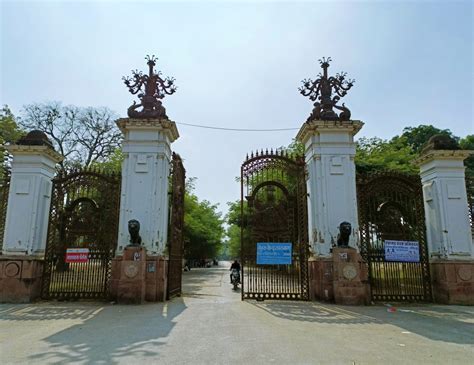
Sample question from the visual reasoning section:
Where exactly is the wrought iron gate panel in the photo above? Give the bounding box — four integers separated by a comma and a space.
466, 176, 474, 237
241, 150, 309, 301
167, 152, 185, 299
42, 169, 121, 300
0, 172, 10, 252
357, 172, 431, 302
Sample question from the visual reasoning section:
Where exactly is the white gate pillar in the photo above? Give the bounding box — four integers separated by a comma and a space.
296, 120, 364, 257
2, 131, 63, 256
416, 140, 474, 304
417, 148, 473, 259
115, 118, 179, 255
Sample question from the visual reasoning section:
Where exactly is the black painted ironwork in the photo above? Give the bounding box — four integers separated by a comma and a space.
123, 55, 177, 119
299, 57, 354, 122
357, 172, 432, 302
0, 172, 10, 252
241, 150, 309, 301
466, 176, 474, 237
167, 152, 185, 299
42, 168, 121, 300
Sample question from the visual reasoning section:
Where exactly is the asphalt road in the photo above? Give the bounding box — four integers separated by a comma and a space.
1, 262, 473, 364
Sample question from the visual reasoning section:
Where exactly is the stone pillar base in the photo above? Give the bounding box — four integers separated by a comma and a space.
332, 247, 370, 305
111, 246, 146, 304
308, 257, 334, 302
145, 256, 168, 302
0, 256, 44, 303
110, 247, 169, 303
431, 260, 474, 305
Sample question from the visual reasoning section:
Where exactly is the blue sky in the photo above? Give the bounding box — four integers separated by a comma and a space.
1, 0, 473, 215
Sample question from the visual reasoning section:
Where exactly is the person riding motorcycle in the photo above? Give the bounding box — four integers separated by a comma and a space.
230, 260, 241, 284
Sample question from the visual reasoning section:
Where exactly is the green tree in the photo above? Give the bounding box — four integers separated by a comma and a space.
184, 181, 225, 261
225, 200, 245, 259
460, 135, 474, 177
395, 124, 457, 153
355, 136, 418, 173
355, 125, 471, 174
0, 106, 25, 180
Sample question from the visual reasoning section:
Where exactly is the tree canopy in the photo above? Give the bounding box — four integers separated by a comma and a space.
356, 124, 472, 175
20, 102, 122, 171
184, 179, 225, 260
0, 105, 25, 180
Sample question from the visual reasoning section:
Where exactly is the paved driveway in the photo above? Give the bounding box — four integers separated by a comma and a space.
1, 263, 473, 364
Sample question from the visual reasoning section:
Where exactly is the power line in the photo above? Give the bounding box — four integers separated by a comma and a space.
175, 121, 300, 132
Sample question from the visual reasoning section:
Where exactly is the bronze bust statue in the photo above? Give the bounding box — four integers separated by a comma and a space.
337, 221, 351, 247
128, 219, 142, 246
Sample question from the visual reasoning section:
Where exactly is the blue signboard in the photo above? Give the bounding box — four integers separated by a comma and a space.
257, 242, 292, 265
385, 240, 420, 262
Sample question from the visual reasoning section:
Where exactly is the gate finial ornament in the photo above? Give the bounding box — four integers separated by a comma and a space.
299, 57, 354, 122
123, 55, 177, 119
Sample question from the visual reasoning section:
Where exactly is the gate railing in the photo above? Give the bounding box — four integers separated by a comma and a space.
466, 175, 474, 237
357, 171, 431, 302
0, 173, 10, 252
42, 168, 121, 300
167, 152, 185, 299
241, 150, 309, 301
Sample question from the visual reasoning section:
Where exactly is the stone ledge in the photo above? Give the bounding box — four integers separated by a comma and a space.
296, 120, 364, 144
116, 117, 179, 142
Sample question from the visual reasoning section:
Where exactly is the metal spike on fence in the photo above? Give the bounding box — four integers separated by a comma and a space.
270, 148, 273, 155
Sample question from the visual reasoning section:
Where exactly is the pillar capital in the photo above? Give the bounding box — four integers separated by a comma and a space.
296, 120, 364, 145
116, 117, 179, 143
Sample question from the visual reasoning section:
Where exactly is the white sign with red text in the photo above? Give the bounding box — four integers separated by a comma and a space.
65, 248, 89, 263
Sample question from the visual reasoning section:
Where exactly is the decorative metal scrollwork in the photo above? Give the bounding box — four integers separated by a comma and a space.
123, 55, 177, 119
299, 57, 354, 122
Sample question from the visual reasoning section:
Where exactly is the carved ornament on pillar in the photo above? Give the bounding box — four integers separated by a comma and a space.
123, 55, 177, 119
299, 57, 355, 122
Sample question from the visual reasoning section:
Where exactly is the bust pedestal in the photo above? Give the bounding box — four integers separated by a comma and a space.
332, 247, 369, 305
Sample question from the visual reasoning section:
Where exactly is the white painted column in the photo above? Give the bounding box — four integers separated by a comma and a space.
296, 120, 364, 256
115, 118, 179, 255
418, 150, 473, 259
3, 144, 63, 256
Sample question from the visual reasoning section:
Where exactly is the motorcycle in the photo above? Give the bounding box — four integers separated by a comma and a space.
231, 268, 240, 290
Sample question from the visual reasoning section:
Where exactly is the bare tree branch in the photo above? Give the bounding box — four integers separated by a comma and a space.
20, 102, 122, 171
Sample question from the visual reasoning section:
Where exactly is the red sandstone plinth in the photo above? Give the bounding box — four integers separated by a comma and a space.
110, 247, 169, 303
430, 260, 474, 305
145, 256, 168, 302
332, 247, 370, 305
0, 256, 44, 303
114, 246, 147, 304
308, 257, 333, 302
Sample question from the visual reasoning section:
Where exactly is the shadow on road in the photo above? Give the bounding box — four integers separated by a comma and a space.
247, 300, 474, 345
1, 300, 187, 364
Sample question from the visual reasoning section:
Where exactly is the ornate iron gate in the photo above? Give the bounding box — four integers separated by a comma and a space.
466, 176, 474, 237
0, 172, 10, 252
42, 169, 121, 300
241, 150, 309, 301
357, 172, 431, 302
167, 152, 185, 299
